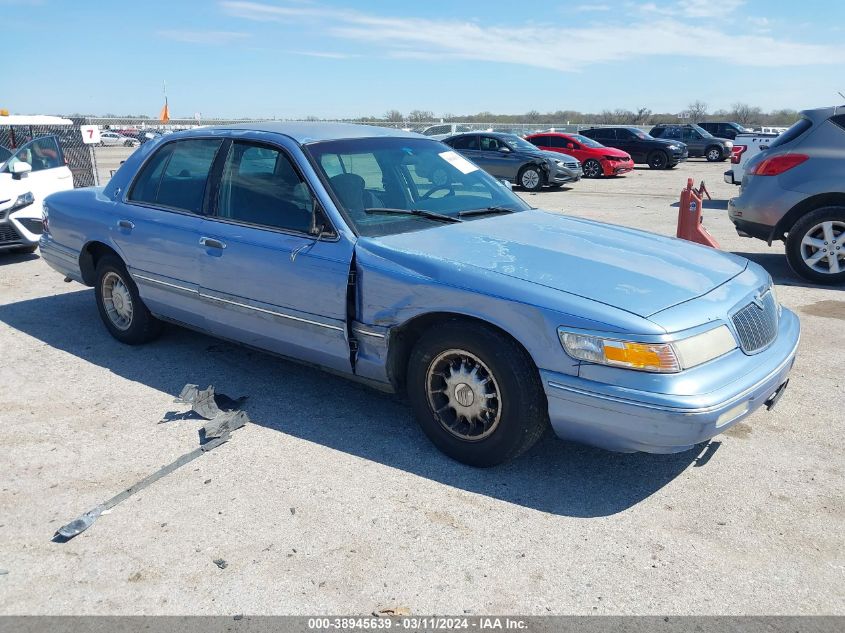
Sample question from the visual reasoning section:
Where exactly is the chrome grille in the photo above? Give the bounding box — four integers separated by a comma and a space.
565, 161, 579, 169
732, 290, 779, 353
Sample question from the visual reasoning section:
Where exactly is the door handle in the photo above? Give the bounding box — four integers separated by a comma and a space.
117, 219, 134, 230
199, 236, 226, 249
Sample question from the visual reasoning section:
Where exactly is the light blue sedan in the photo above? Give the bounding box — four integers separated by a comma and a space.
40, 123, 800, 466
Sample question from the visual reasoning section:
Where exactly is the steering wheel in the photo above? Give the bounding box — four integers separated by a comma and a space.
421, 183, 454, 200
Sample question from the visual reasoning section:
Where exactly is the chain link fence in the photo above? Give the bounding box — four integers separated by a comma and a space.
3, 116, 651, 188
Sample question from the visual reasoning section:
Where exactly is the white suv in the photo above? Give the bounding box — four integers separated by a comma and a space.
0, 135, 74, 253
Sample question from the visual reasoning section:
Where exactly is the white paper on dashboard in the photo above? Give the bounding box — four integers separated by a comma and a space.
438, 150, 478, 174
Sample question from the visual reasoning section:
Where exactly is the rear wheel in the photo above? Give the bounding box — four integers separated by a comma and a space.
785, 207, 845, 284
406, 321, 548, 467
95, 255, 162, 344
582, 159, 603, 178
705, 146, 723, 162
518, 165, 543, 192
648, 151, 668, 170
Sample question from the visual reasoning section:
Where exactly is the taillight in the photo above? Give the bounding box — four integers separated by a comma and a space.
749, 153, 809, 176
731, 145, 746, 164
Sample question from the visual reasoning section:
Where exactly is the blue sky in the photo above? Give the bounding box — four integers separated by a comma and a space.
4, 0, 844, 118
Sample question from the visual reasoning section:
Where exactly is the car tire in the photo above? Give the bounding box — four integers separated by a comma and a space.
785, 206, 845, 285
706, 146, 723, 162
94, 255, 162, 344
583, 159, 603, 179
124, 140, 134, 147
648, 151, 669, 170
406, 320, 549, 467
518, 165, 543, 192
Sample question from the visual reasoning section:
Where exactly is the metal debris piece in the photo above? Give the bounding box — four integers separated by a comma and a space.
53, 384, 249, 542
176, 384, 247, 420
213, 558, 228, 570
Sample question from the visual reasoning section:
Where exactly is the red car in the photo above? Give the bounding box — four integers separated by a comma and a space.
526, 132, 634, 178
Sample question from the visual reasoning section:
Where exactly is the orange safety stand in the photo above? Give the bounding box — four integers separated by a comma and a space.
676, 178, 720, 248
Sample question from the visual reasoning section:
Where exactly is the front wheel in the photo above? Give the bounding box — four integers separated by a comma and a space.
406, 321, 548, 467
518, 165, 543, 192
95, 255, 162, 344
706, 146, 723, 162
648, 151, 668, 170
582, 159, 603, 178
785, 207, 845, 284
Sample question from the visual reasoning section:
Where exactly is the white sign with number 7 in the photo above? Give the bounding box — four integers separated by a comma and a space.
80, 125, 101, 145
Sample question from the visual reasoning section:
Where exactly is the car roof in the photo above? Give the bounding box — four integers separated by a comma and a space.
191, 121, 424, 144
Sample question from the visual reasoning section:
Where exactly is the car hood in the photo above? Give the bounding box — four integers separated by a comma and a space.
594, 146, 630, 159
540, 150, 578, 163
359, 210, 747, 318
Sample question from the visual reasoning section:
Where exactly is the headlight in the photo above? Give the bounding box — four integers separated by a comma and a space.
668, 144, 680, 150
558, 325, 737, 373
553, 159, 565, 167
10, 192, 35, 211
725, 141, 734, 148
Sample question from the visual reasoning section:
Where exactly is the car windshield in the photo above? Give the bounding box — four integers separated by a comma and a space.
306, 137, 531, 238
570, 134, 603, 148
501, 134, 539, 151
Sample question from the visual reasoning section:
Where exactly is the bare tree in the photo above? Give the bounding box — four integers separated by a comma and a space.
731, 102, 763, 125
525, 110, 541, 123
408, 110, 435, 122
633, 107, 652, 124
687, 100, 708, 120
596, 110, 616, 124
383, 109, 404, 122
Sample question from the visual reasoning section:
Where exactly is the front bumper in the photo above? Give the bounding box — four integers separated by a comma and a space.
541, 308, 800, 454
602, 160, 634, 176
0, 204, 43, 250
549, 166, 583, 184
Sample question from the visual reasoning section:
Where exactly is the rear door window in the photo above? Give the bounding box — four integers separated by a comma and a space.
129, 139, 223, 213
450, 135, 479, 150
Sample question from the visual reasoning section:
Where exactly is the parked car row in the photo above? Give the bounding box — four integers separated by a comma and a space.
440, 132, 583, 191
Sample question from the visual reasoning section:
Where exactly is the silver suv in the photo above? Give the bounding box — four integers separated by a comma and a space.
728, 105, 845, 284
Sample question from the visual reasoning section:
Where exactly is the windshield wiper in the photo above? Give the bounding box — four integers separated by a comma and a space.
457, 206, 516, 218
364, 207, 462, 223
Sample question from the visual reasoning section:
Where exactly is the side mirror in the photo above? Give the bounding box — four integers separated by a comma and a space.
10, 162, 32, 179
566, 143, 575, 149
497, 146, 511, 153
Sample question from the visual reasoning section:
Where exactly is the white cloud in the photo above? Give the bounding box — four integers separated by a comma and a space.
290, 50, 358, 59
572, 3, 611, 11
634, 0, 745, 19
219, 1, 845, 71
157, 29, 250, 44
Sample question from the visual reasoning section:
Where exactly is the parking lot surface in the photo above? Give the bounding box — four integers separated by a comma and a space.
0, 159, 842, 615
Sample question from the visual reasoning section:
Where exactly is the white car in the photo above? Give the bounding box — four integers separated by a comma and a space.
0, 135, 74, 253
723, 132, 778, 186
99, 131, 140, 147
